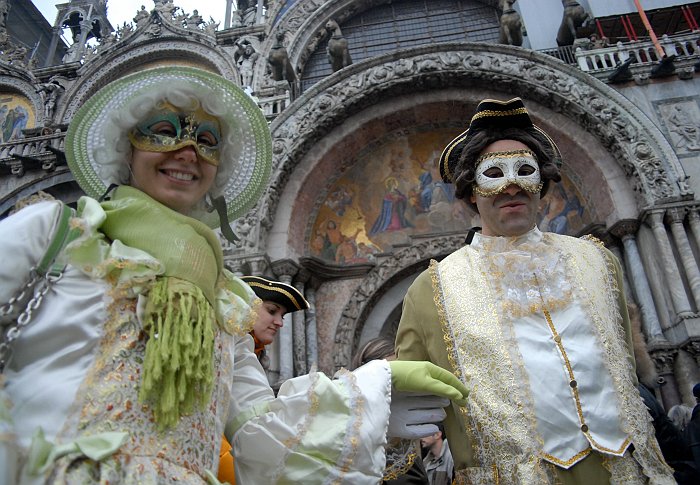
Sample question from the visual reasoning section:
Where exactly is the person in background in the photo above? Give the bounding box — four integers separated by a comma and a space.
352, 337, 430, 484
218, 275, 309, 483
0, 66, 469, 485
420, 423, 454, 485
395, 97, 674, 484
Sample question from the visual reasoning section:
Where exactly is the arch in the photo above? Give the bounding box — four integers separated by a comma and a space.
266, 43, 690, 252
331, 234, 465, 370
57, 41, 238, 122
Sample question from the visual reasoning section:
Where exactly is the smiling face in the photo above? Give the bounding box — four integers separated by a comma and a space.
252, 300, 288, 345
470, 139, 541, 237
128, 106, 220, 214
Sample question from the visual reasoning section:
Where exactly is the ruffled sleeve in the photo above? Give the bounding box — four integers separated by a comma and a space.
227, 335, 391, 484
216, 269, 260, 336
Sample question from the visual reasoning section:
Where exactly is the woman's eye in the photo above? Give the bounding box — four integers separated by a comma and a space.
197, 132, 218, 147
483, 167, 503, 178
518, 165, 536, 176
150, 121, 177, 136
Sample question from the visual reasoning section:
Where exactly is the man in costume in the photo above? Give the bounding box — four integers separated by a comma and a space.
395, 97, 674, 484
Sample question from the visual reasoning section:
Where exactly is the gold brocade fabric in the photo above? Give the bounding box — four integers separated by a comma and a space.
432, 231, 673, 484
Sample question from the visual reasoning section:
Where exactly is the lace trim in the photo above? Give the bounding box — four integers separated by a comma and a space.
326, 368, 365, 485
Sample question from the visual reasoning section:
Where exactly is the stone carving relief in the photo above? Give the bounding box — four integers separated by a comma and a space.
332, 234, 464, 370
659, 100, 700, 155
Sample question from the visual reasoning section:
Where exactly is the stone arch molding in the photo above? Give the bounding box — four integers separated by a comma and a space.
58, 42, 238, 122
332, 234, 465, 370
264, 43, 690, 249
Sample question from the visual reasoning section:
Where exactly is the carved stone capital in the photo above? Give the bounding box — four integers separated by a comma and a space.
608, 219, 640, 239
683, 340, 700, 366
271, 258, 300, 280
665, 206, 687, 225
649, 347, 679, 375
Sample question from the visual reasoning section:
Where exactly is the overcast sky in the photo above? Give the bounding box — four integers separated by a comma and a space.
32, 1, 229, 32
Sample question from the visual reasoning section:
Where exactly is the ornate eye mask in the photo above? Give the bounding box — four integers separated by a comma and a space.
128, 103, 222, 166
473, 149, 543, 197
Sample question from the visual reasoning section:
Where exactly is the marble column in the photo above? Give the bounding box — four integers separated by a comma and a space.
650, 347, 682, 410
271, 260, 299, 383
305, 286, 319, 370
647, 210, 693, 316
687, 208, 700, 251
610, 220, 665, 341
667, 207, 700, 309
292, 270, 309, 376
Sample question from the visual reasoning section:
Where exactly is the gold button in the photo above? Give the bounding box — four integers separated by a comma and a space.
554, 336, 561, 343
580, 424, 588, 432
569, 380, 577, 388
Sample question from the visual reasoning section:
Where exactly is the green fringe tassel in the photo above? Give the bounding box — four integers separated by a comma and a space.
139, 277, 216, 430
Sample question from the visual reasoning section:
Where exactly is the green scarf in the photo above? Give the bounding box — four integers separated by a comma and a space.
100, 186, 223, 429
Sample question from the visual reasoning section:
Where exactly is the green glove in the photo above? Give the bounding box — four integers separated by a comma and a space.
389, 360, 469, 407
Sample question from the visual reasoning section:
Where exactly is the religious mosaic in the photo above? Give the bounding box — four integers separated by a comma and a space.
0, 94, 34, 143
309, 129, 590, 264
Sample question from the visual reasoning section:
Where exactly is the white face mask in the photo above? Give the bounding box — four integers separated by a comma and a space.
473, 149, 543, 197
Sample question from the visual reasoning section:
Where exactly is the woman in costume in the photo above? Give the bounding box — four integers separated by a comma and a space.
0, 67, 468, 484
218, 275, 309, 483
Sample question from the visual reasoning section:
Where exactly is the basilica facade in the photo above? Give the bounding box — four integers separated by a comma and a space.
2, 0, 700, 410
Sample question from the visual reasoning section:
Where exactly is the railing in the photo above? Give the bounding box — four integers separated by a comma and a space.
0, 132, 66, 176
574, 32, 700, 73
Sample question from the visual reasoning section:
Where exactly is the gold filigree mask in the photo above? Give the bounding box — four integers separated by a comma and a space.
128, 102, 222, 166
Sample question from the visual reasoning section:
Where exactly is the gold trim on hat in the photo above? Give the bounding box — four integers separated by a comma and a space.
470, 107, 529, 122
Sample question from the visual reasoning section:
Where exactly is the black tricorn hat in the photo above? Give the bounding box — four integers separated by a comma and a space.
439, 98, 560, 183
242, 276, 310, 313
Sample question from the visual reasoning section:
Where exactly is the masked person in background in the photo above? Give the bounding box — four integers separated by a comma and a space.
0, 66, 468, 485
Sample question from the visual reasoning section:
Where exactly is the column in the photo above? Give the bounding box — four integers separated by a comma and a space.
667, 207, 700, 309
610, 220, 665, 341
647, 210, 693, 316
686, 208, 700, 251
45, 27, 61, 67
305, 286, 319, 370
292, 270, 309, 376
224, 0, 233, 29
271, 259, 299, 383
650, 347, 682, 409
255, 0, 265, 24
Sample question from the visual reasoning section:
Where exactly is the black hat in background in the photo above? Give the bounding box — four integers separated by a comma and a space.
242, 276, 309, 313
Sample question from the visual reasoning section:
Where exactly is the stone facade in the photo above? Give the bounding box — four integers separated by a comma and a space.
2, 0, 700, 409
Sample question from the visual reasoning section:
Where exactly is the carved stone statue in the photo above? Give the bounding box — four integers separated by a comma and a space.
133, 5, 149, 28
268, 32, 296, 83
557, 0, 591, 46
325, 19, 352, 72
186, 9, 204, 29
237, 41, 259, 88
37, 79, 65, 122
498, 0, 523, 46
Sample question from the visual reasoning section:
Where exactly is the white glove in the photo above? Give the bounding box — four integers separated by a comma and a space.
387, 391, 449, 439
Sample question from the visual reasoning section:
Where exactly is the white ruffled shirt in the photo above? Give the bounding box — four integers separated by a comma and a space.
472, 228, 630, 468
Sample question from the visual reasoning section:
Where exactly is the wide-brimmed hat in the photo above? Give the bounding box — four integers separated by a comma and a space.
439, 98, 560, 184
242, 276, 309, 313
65, 66, 271, 228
